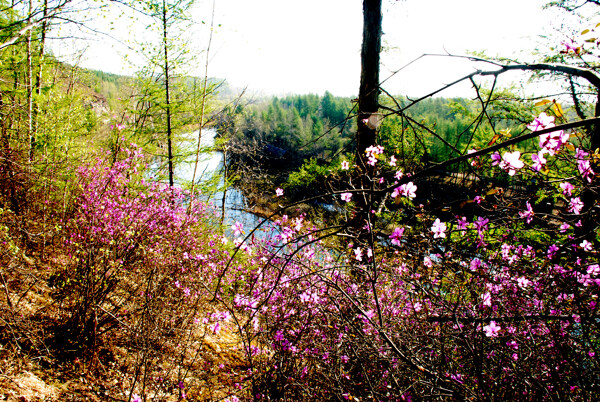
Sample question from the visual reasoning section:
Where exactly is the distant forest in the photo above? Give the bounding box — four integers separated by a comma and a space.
221, 90, 534, 197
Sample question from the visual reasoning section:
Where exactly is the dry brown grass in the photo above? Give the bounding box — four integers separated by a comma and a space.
0, 242, 250, 401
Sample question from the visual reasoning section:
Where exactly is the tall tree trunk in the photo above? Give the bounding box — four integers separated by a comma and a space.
26, 0, 34, 161
353, 0, 382, 231
33, 0, 48, 153
593, 92, 600, 151
162, 0, 174, 187
356, 0, 382, 168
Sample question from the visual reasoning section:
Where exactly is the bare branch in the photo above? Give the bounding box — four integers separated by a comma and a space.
0, 0, 73, 51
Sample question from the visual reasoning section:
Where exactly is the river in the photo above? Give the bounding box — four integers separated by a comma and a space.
175, 128, 271, 234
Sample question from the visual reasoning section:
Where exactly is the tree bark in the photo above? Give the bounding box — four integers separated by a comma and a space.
26, 0, 33, 161
162, 0, 174, 187
356, 0, 382, 168
32, 0, 48, 158
352, 0, 382, 232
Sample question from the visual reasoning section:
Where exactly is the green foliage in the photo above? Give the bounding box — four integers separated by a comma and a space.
80, 68, 135, 109
286, 158, 333, 198
378, 94, 530, 167
0, 10, 102, 164
121, 0, 225, 186
225, 93, 355, 163
224, 91, 544, 204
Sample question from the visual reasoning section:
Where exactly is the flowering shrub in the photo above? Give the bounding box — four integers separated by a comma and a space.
60, 105, 595, 401
216, 106, 599, 400
52, 20, 599, 400
59, 144, 243, 397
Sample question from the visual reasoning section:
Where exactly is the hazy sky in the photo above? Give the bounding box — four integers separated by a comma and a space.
195, 0, 553, 97
60, 0, 561, 98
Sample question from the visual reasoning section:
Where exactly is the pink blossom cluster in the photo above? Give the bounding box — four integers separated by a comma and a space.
218, 123, 599, 399
491, 150, 524, 176
364, 145, 384, 166
391, 181, 417, 199
65, 145, 234, 346
64, 117, 599, 399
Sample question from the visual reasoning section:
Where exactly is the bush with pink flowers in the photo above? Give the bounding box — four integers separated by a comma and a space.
216, 106, 599, 400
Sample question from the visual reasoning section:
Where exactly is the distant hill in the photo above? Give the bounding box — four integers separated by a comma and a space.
80, 67, 233, 107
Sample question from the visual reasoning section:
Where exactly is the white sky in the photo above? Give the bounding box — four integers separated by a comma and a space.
54, 0, 564, 98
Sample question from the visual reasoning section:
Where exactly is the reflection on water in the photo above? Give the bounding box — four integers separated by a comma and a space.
175, 129, 273, 235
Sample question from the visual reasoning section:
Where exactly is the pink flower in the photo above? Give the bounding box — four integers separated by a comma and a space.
516, 277, 531, 289
354, 247, 363, 261
518, 201, 534, 224
365, 145, 384, 166
341, 160, 350, 170
561, 39, 580, 53
575, 150, 595, 182
389, 155, 397, 166
457, 216, 469, 235
547, 244, 559, 259
399, 182, 417, 199
500, 151, 524, 176
275, 188, 284, 197
531, 150, 547, 172
483, 321, 501, 337
341, 192, 352, 202
231, 221, 244, 237
527, 112, 555, 132
578, 159, 594, 182
587, 264, 600, 276
560, 182, 574, 196
580, 240, 593, 252
389, 227, 405, 246
470, 257, 482, 271
431, 218, 447, 239
423, 256, 433, 268
576, 148, 589, 159
539, 130, 568, 155
568, 197, 584, 214
481, 292, 492, 307
490, 152, 502, 166
468, 149, 479, 166
451, 373, 464, 384
475, 217, 489, 230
